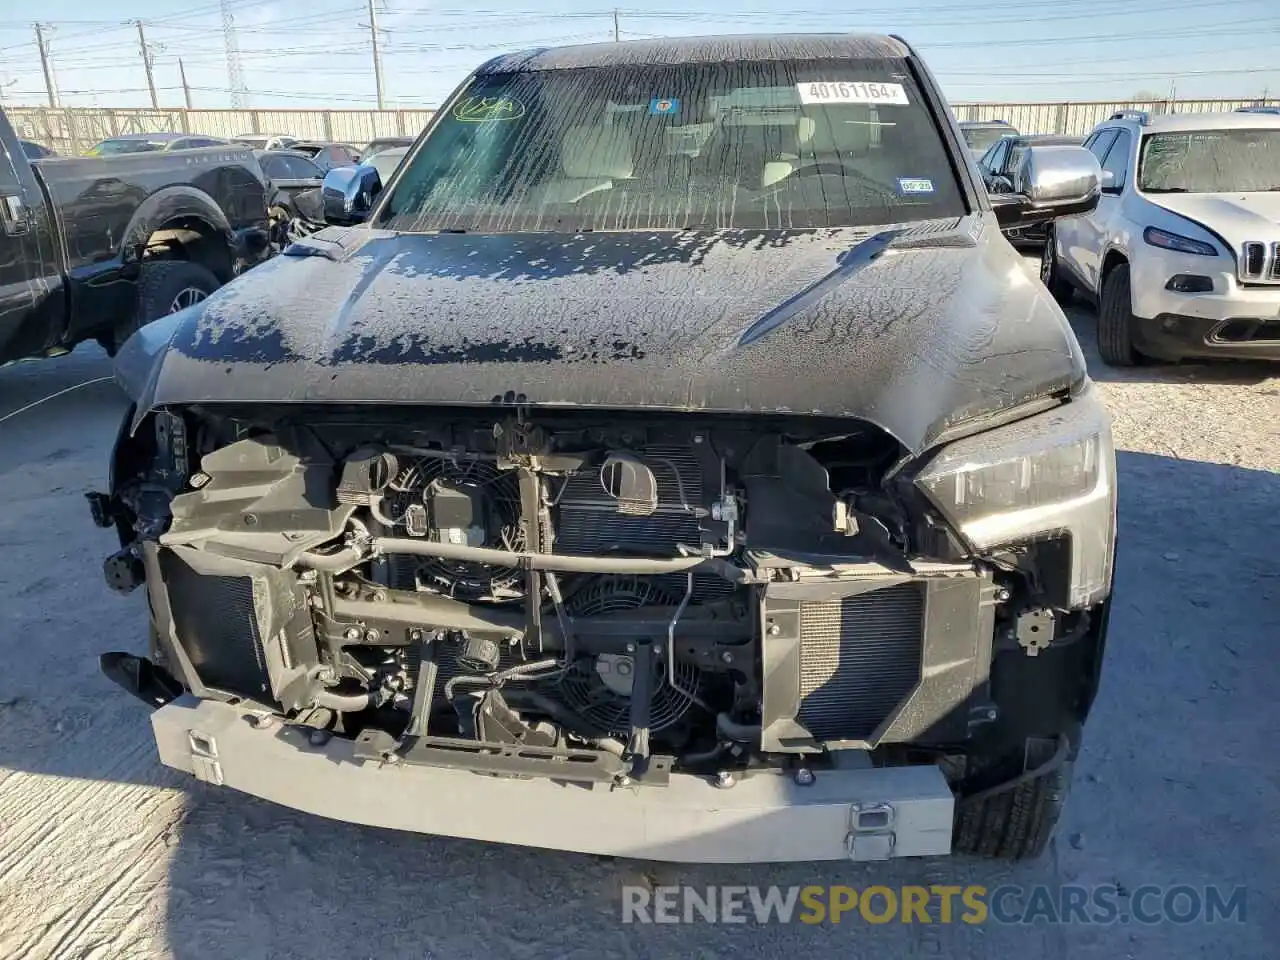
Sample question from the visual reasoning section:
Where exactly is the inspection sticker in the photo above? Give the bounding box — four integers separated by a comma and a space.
897, 177, 934, 194
797, 81, 909, 105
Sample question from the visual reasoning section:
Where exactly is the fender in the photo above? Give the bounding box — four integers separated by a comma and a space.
1095, 238, 1133, 297
62, 186, 236, 347
120, 184, 236, 266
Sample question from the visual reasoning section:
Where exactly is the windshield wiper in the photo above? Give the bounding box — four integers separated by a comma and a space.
1144, 187, 1188, 193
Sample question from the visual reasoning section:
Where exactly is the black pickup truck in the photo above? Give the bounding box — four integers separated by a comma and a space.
0, 108, 270, 365
96, 34, 1114, 865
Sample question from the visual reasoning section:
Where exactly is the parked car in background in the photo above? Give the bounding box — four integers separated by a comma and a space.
86, 132, 230, 155
256, 149, 325, 244
101, 33, 1114, 867
1042, 110, 1280, 365
1236, 105, 1280, 115
20, 139, 57, 159
979, 133, 1082, 246
362, 135, 414, 160
291, 141, 362, 171
0, 105, 269, 365
958, 119, 1018, 156
232, 133, 299, 151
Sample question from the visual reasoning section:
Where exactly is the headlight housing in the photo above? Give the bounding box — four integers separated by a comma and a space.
1143, 226, 1218, 257
914, 384, 1115, 608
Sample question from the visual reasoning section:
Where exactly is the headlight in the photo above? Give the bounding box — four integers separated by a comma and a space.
915, 384, 1115, 608
1143, 226, 1218, 257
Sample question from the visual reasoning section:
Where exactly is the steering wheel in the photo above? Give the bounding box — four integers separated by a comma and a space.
780, 162, 897, 199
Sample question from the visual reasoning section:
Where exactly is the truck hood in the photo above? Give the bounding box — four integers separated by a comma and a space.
1147, 192, 1280, 249
116, 217, 1084, 456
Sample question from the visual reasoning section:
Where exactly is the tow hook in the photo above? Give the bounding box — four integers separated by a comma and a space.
85, 491, 114, 528
99, 652, 184, 709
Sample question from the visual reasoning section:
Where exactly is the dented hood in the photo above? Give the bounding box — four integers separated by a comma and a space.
116, 217, 1084, 456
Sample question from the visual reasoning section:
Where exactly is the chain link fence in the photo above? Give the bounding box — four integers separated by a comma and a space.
8, 98, 1279, 156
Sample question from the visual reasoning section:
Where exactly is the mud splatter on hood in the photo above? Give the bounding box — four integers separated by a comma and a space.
115, 217, 1085, 455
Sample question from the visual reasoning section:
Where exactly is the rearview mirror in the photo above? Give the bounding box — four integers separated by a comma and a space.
992, 145, 1101, 228
322, 165, 382, 225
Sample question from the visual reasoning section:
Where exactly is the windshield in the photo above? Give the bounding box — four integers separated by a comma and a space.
234, 136, 270, 149
962, 126, 1011, 153
1139, 129, 1280, 193
379, 59, 965, 233
86, 139, 167, 156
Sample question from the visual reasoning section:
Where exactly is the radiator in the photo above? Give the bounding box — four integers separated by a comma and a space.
795, 582, 925, 741
554, 445, 703, 556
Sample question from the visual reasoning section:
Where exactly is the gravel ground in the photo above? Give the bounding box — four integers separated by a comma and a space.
1, 283, 1277, 959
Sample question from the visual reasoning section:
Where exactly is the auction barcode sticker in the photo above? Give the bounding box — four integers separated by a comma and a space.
797, 81, 909, 105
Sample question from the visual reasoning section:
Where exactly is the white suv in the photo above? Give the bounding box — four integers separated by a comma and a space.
1041, 110, 1280, 365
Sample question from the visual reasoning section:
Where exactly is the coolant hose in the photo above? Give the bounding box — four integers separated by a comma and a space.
312, 689, 379, 712
297, 539, 748, 581
716, 712, 762, 743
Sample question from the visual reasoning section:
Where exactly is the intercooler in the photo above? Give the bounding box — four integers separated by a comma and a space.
795, 583, 925, 741
150, 544, 317, 707
759, 570, 995, 752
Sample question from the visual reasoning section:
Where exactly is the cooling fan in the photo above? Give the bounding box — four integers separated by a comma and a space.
554, 577, 700, 736
383, 457, 525, 600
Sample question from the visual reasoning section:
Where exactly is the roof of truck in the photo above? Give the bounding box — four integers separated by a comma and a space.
479, 33, 910, 73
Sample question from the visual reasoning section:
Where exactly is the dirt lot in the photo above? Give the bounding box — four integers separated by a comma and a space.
1, 292, 1277, 959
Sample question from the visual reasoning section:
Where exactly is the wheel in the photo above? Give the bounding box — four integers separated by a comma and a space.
1039, 228, 1074, 304
1098, 262, 1139, 366
114, 260, 220, 353
953, 749, 1075, 860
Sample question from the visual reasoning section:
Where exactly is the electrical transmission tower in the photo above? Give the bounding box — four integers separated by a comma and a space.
221, 0, 248, 108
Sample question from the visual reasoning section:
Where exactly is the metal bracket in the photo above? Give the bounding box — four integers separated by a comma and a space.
187, 730, 224, 786
1016, 608, 1056, 656
846, 801, 896, 862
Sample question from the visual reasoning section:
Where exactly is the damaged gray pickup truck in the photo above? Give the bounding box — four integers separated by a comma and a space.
91, 34, 1115, 863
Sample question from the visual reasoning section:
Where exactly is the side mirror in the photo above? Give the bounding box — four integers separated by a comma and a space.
993, 145, 1101, 228
321, 164, 382, 225
1099, 169, 1120, 194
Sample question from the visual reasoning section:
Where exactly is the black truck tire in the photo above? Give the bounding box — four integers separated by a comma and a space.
953, 755, 1074, 860
114, 261, 221, 353
1098, 263, 1139, 366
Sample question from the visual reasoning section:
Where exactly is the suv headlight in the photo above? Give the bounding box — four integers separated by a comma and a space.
914, 384, 1116, 608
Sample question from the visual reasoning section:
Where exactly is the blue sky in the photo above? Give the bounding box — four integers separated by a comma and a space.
1, 0, 1278, 109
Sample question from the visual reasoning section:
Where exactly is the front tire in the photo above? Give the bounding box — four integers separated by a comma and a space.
114, 260, 220, 353
1040, 228, 1074, 304
953, 739, 1075, 860
1098, 262, 1139, 366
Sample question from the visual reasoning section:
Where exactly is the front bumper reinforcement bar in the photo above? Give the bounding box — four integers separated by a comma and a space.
153, 698, 956, 863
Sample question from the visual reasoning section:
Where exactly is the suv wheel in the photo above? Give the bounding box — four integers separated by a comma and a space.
1039, 228, 1074, 304
1098, 262, 1139, 366
113, 261, 221, 354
